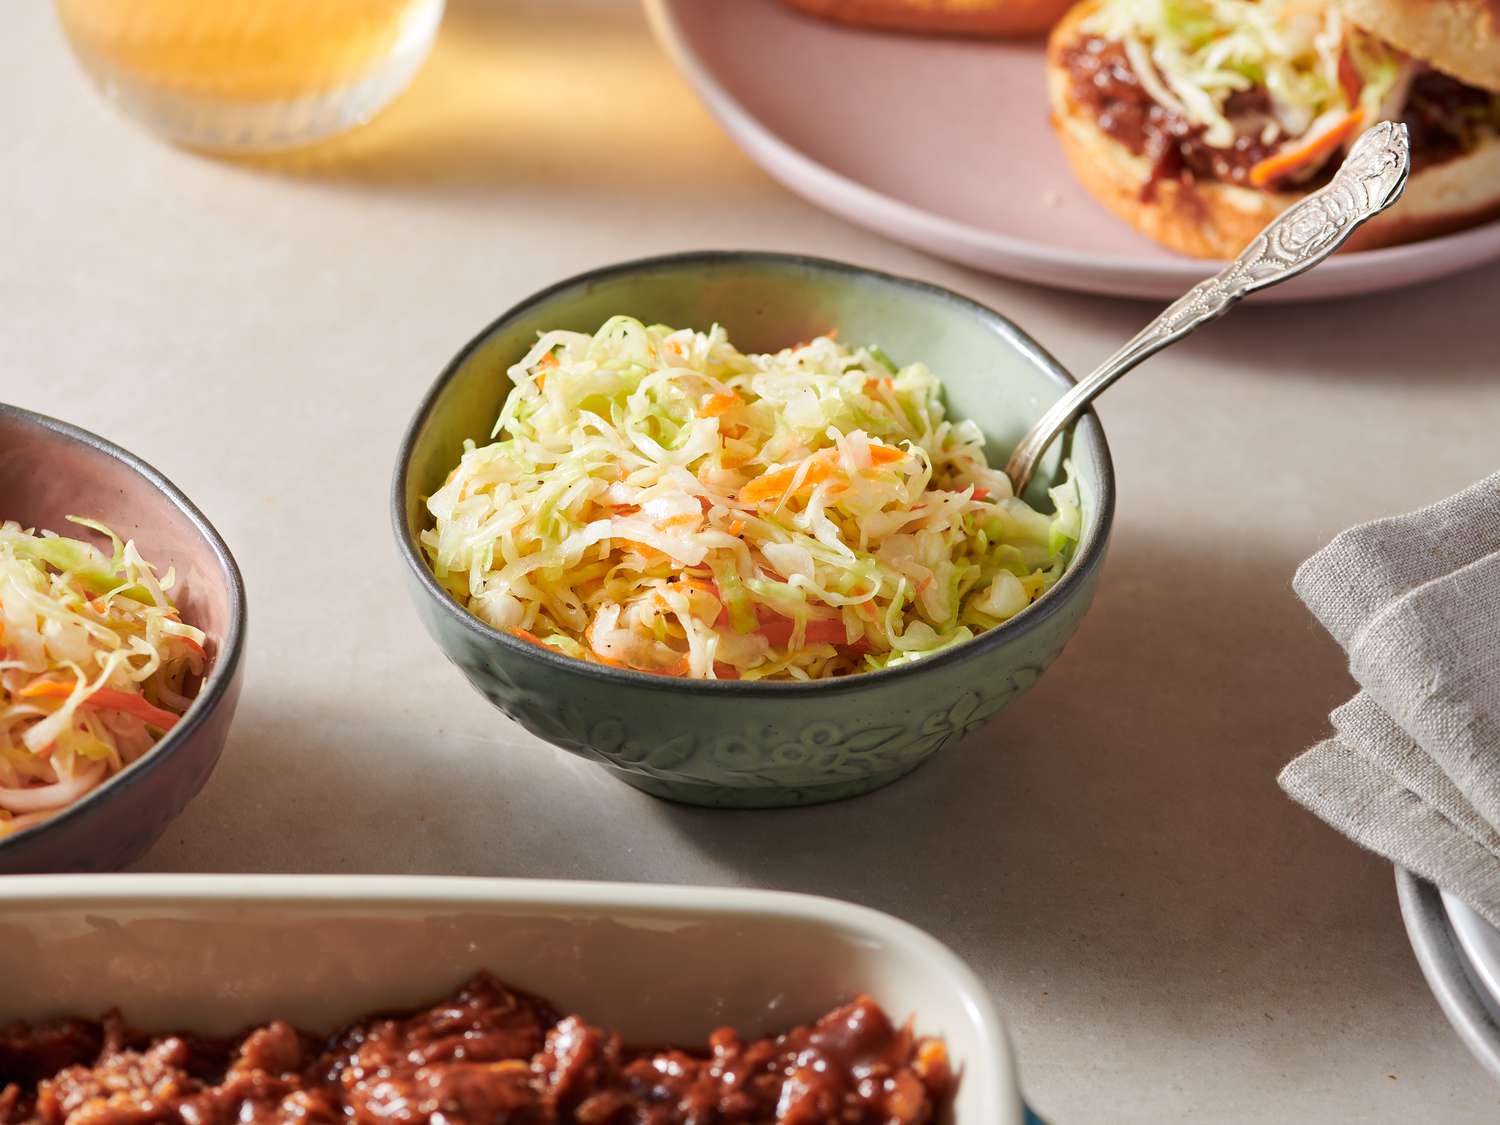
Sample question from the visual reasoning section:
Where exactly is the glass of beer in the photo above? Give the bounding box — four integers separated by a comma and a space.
53, 0, 445, 151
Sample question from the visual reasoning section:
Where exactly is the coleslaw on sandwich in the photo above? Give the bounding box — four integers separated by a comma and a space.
1084, 0, 1411, 185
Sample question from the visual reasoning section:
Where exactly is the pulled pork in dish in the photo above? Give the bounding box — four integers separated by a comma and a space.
0, 973, 954, 1124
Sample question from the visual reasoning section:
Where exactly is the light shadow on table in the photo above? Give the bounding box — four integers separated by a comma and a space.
219, 0, 754, 204
1025, 255, 1498, 382
133, 475, 1460, 1111
141, 495, 1440, 1048
642, 530, 1428, 1038
1181, 258, 1500, 387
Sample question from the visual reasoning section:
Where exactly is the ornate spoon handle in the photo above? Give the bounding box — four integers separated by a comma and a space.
1004, 121, 1412, 494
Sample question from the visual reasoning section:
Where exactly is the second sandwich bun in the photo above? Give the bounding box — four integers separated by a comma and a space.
1340, 0, 1500, 92
1045, 0, 1500, 258
780, 0, 1073, 37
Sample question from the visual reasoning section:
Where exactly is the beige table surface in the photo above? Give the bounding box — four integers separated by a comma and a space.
6, 1, 1500, 1120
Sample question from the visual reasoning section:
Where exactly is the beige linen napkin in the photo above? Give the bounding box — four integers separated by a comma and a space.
1279, 473, 1500, 928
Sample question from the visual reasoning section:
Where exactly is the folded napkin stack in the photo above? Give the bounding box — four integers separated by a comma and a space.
1279, 473, 1500, 928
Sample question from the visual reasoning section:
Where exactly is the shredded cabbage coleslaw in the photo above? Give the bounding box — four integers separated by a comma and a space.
0, 520, 204, 837
1085, 0, 1410, 180
424, 318, 1081, 682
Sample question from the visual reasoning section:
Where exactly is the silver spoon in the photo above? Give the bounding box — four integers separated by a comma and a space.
1004, 120, 1412, 495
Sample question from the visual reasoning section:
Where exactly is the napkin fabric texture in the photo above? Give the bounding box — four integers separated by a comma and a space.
1279, 473, 1500, 928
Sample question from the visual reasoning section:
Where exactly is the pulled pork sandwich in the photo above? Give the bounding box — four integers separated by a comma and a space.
782, 0, 1073, 37
1046, 0, 1500, 257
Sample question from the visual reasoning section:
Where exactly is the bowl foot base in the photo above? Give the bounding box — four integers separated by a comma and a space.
606, 761, 927, 808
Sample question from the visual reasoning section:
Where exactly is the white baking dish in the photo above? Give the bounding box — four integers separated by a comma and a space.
0, 875, 1022, 1124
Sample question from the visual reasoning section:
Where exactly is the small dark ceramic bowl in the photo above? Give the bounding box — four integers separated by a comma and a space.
394, 252, 1114, 808
0, 405, 246, 872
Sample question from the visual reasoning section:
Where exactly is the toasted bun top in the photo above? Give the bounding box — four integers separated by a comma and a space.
1340, 0, 1500, 91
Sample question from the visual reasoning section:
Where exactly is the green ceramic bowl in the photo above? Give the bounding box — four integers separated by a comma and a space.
393, 252, 1115, 808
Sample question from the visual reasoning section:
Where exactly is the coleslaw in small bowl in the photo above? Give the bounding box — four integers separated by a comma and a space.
424, 317, 1081, 682
0, 520, 204, 838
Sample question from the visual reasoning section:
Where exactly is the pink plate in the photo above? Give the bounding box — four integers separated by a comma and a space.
646, 0, 1500, 301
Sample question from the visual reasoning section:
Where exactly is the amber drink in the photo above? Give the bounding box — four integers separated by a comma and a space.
54, 0, 444, 150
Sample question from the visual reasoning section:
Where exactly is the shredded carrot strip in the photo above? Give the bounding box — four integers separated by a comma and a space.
755, 615, 846, 647
620, 541, 670, 562
88, 688, 181, 730
585, 650, 631, 670
739, 444, 907, 505
700, 392, 740, 418
20, 680, 181, 730
740, 455, 837, 504
16, 680, 73, 700
584, 647, 690, 677
1337, 50, 1363, 108
509, 627, 544, 645
1249, 109, 1364, 188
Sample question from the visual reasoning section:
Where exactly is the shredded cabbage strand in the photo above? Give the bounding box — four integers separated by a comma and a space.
1085, 0, 1405, 155
425, 319, 1082, 682
0, 520, 204, 836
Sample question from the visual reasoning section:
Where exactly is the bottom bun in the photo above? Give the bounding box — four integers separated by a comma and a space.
780, 0, 1072, 36
1045, 22, 1500, 257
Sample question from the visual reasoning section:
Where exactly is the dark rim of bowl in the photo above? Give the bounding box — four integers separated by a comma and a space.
0, 403, 248, 851
392, 249, 1115, 697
